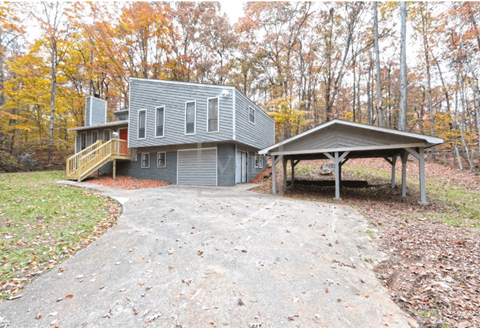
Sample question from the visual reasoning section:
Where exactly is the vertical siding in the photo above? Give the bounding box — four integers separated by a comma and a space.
90, 97, 107, 126
217, 143, 235, 186
128, 79, 234, 149
234, 89, 275, 150
85, 98, 91, 127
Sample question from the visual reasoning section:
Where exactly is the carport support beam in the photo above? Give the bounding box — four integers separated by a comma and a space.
282, 157, 287, 190
405, 147, 427, 205
271, 155, 283, 195
391, 156, 397, 188
324, 151, 349, 201
401, 152, 408, 197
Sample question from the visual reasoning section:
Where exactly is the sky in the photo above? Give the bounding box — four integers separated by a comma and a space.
219, 0, 245, 24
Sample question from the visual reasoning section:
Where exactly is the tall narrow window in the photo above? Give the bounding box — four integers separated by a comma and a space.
155, 107, 164, 137
185, 101, 196, 134
138, 110, 146, 139
249, 106, 255, 124
141, 153, 150, 168
208, 98, 219, 132
92, 131, 97, 144
80, 132, 86, 150
104, 129, 111, 141
157, 152, 166, 168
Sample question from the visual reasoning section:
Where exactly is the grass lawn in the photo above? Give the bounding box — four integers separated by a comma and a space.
0, 171, 121, 300
253, 158, 480, 328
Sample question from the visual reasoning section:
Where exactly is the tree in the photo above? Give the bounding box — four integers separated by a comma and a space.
373, 2, 383, 127
398, 1, 407, 131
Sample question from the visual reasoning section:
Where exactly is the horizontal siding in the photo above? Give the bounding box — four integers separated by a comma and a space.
129, 79, 234, 149
74, 125, 127, 154
280, 124, 423, 152
234, 89, 275, 150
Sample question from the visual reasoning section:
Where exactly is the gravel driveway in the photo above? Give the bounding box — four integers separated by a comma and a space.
0, 183, 417, 328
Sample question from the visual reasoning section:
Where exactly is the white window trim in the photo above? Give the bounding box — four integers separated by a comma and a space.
255, 155, 263, 169
141, 153, 150, 168
80, 132, 87, 149
207, 96, 220, 133
157, 151, 166, 168
185, 101, 196, 135
138, 109, 147, 140
155, 106, 165, 138
248, 106, 255, 125
91, 131, 98, 144
103, 129, 111, 141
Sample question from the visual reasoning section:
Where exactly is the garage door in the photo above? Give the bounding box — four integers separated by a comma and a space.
177, 148, 217, 186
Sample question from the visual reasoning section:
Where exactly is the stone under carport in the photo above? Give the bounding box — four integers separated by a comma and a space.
259, 119, 444, 204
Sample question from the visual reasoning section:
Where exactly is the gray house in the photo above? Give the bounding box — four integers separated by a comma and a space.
67, 78, 275, 186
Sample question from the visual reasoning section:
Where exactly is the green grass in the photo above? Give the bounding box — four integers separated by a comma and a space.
0, 171, 118, 300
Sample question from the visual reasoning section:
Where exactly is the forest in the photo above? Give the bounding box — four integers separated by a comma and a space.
0, 1, 479, 171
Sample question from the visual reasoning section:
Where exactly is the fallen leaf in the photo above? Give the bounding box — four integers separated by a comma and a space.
64, 294, 73, 300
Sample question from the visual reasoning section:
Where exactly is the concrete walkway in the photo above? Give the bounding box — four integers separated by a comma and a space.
0, 182, 417, 328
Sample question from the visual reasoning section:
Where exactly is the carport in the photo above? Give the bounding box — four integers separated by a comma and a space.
259, 119, 444, 204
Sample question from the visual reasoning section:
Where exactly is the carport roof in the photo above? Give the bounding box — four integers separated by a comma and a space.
259, 119, 444, 158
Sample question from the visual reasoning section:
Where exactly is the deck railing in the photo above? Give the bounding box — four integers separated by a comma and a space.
66, 139, 130, 180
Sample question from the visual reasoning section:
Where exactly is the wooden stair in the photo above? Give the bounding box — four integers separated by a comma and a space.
66, 138, 130, 182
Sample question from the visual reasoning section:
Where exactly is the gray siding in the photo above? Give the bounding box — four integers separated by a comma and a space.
101, 142, 236, 186
217, 143, 235, 186
90, 97, 107, 126
116, 150, 178, 184
236, 144, 268, 183
280, 124, 423, 153
85, 97, 107, 127
128, 79, 234, 149
234, 89, 275, 150
85, 98, 91, 127
74, 124, 127, 154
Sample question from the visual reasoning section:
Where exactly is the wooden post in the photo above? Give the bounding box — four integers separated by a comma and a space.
418, 147, 427, 204
391, 156, 397, 188
77, 156, 82, 182
113, 158, 116, 180
272, 155, 277, 194
334, 152, 340, 200
282, 157, 287, 190
291, 158, 295, 187
401, 152, 408, 197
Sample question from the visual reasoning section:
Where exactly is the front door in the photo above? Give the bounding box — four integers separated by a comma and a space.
119, 128, 128, 155
236, 150, 247, 183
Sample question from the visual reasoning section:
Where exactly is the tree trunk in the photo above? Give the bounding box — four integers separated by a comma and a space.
48, 38, 57, 166
398, 1, 407, 131
373, 1, 383, 127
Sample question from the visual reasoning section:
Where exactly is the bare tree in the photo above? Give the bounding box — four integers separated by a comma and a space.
373, 1, 383, 127
398, 1, 407, 131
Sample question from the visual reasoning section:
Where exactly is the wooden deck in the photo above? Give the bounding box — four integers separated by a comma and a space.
66, 139, 130, 182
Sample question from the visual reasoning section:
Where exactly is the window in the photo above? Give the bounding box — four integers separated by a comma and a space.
255, 155, 263, 169
208, 97, 219, 132
185, 101, 196, 135
155, 107, 165, 137
249, 106, 255, 124
80, 132, 86, 150
157, 152, 166, 168
92, 131, 97, 144
104, 129, 111, 142
138, 110, 146, 139
141, 153, 150, 168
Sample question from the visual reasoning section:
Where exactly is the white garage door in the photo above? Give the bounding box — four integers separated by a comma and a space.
177, 148, 217, 186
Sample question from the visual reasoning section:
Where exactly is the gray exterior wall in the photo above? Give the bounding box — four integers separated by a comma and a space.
128, 79, 235, 149
115, 150, 178, 184
85, 97, 107, 127
217, 143, 236, 186
75, 124, 127, 153
234, 89, 275, 150
114, 110, 129, 121
96, 142, 266, 186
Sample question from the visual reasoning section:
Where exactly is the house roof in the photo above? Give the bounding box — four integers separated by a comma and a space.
259, 119, 444, 157
68, 120, 128, 132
